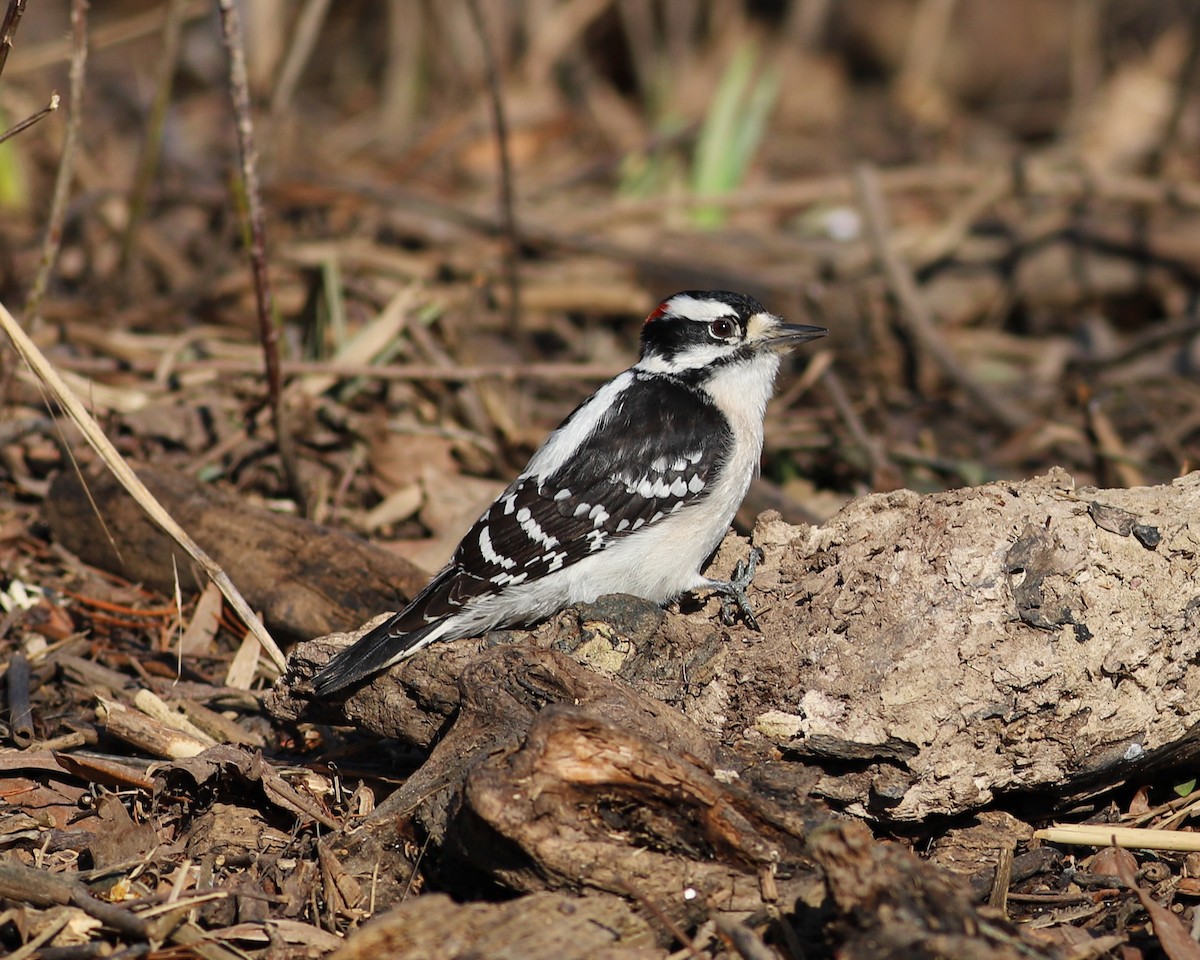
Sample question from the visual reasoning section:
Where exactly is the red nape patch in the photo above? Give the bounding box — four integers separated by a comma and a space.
644, 301, 670, 326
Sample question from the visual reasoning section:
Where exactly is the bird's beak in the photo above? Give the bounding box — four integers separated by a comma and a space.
748, 312, 829, 351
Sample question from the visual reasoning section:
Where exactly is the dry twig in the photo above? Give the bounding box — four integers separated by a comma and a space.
0, 296, 286, 672
119, 0, 188, 273
216, 0, 306, 513
0, 93, 58, 146
465, 0, 522, 333
23, 0, 87, 326
854, 162, 1029, 432
0, 0, 27, 80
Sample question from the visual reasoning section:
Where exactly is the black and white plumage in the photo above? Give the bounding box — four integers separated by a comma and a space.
311, 290, 827, 696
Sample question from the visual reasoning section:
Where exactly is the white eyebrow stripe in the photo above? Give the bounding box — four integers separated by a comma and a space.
664, 294, 738, 322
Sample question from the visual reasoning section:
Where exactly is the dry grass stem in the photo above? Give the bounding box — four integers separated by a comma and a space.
1034, 825, 1200, 852
0, 296, 286, 671
216, 0, 305, 513
22, 0, 86, 326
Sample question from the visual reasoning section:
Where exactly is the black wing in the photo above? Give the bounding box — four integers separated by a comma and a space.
410, 374, 730, 612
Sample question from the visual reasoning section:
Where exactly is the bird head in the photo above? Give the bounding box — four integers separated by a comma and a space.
636, 291, 827, 379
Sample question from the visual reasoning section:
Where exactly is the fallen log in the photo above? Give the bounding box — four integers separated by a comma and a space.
44, 466, 428, 641
275, 468, 1200, 820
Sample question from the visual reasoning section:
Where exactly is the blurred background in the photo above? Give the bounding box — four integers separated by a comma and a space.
2, 0, 1199, 559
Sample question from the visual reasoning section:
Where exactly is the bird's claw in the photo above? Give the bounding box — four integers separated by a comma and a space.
716, 546, 764, 631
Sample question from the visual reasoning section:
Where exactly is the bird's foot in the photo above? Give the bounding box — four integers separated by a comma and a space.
708, 546, 764, 631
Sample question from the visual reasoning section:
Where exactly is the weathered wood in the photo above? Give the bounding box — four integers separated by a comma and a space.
327, 892, 657, 960
808, 820, 1053, 960
287, 642, 821, 944
275, 470, 1200, 824
44, 466, 428, 641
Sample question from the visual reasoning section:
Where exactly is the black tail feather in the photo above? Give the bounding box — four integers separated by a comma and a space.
310, 616, 441, 697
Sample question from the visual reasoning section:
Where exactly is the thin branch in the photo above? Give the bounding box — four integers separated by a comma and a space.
269, 0, 332, 117
5, 0, 206, 77
0, 92, 59, 146
119, 0, 187, 273
23, 0, 87, 327
48, 354, 625, 383
216, 0, 307, 514
853, 163, 1029, 432
0, 295, 286, 673
819, 366, 896, 489
465, 0, 522, 333
0, 0, 28, 81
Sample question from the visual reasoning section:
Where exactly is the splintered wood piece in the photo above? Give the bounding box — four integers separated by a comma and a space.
224, 628, 263, 689
132, 689, 217, 746
179, 581, 223, 656
97, 696, 212, 759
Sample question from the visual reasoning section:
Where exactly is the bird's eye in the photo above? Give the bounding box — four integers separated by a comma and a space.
708, 318, 736, 340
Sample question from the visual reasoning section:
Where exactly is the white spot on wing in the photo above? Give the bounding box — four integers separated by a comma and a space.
479, 527, 515, 570
518, 509, 558, 549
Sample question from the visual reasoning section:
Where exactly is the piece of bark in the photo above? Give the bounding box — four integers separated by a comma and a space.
43, 466, 428, 641
303, 643, 821, 936
808, 820, 1054, 960
327, 891, 658, 960
446, 705, 818, 917
269, 604, 713, 761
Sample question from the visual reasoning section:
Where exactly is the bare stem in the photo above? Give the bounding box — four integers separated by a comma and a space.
0, 0, 28, 81
465, 0, 522, 333
119, 0, 187, 273
23, 0, 87, 327
854, 162, 1028, 433
215, 0, 307, 513
0, 92, 58, 146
